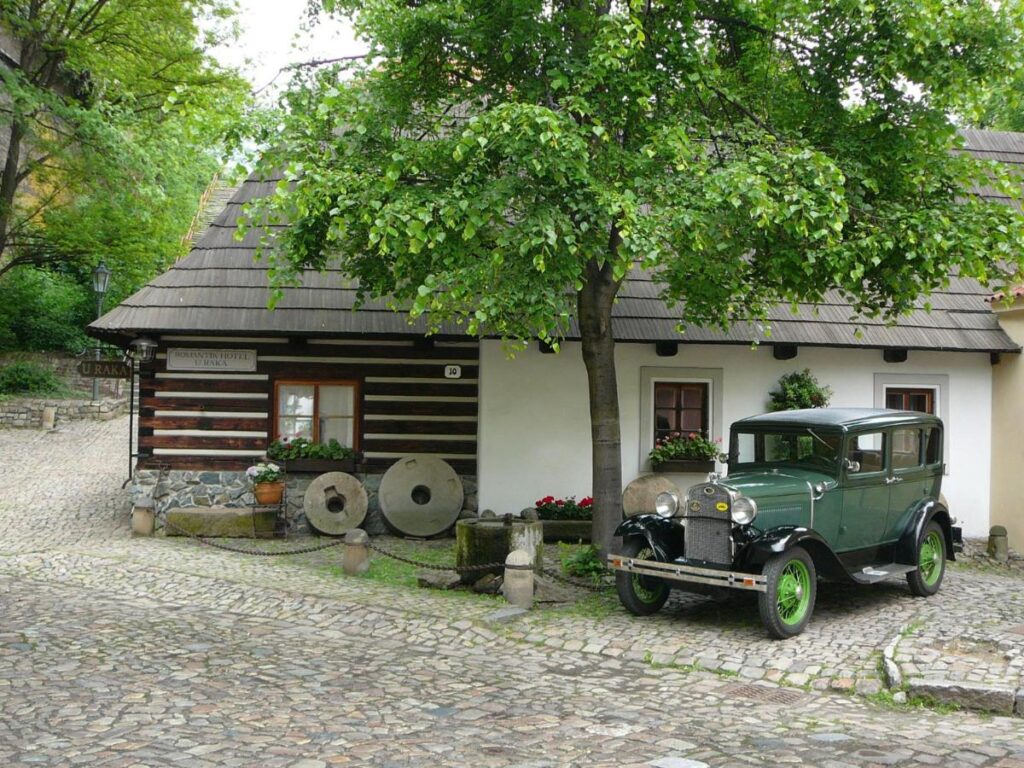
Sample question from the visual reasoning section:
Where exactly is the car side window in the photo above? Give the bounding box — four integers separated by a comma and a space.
849, 431, 886, 474
923, 427, 942, 465
891, 428, 923, 470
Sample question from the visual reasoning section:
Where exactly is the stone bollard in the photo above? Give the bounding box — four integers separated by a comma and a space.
502, 549, 534, 610
131, 498, 155, 536
343, 529, 370, 575
988, 525, 1009, 562
41, 406, 56, 430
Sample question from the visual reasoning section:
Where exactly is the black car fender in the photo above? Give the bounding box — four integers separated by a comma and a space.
737, 526, 853, 582
613, 515, 685, 562
894, 499, 956, 564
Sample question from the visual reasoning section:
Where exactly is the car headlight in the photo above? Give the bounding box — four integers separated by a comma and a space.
731, 496, 757, 525
655, 490, 679, 518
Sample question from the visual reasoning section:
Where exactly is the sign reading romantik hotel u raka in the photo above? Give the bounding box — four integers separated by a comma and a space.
165, 348, 257, 372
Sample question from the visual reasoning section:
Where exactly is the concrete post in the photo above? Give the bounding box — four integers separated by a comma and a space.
40, 406, 56, 430
343, 529, 370, 575
988, 525, 1009, 562
502, 549, 534, 610
131, 498, 155, 536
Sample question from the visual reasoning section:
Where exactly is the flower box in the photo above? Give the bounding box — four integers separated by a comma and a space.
282, 457, 357, 474
652, 459, 715, 473
540, 519, 592, 543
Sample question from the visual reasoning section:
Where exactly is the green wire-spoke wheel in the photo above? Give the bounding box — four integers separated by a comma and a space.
907, 520, 946, 597
758, 546, 817, 639
615, 538, 670, 616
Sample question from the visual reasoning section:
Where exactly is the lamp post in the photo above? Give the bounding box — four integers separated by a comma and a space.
91, 262, 111, 401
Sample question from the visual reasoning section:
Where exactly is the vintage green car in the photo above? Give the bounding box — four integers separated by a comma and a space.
608, 408, 960, 638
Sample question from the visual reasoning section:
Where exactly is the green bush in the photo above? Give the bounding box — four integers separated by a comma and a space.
0, 268, 92, 353
0, 361, 64, 395
768, 369, 833, 411
558, 543, 606, 583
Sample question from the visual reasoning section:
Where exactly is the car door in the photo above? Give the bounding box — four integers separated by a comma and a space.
884, 424, 940, 543
839, 430, 890, 553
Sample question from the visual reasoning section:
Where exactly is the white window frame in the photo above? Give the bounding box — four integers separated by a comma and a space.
639, 366, 724, 472
873, 373, 948, 473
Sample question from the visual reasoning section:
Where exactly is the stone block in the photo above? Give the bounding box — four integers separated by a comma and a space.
165, 507, 277, 538
907, 680, 1016, 714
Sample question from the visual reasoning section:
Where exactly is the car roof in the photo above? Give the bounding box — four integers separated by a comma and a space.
732, 407, 942, 432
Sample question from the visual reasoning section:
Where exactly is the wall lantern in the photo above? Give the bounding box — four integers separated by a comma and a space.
773, 344, 798, 361
127, 336, 158, 364
883, 348, 908, 364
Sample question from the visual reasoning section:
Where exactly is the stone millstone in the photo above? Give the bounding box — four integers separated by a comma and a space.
379, 456, 464, 537
303, 472, 368, 536
622, 474, 681, 517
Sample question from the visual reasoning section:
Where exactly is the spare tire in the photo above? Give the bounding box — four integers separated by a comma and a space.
303, 472, 368, 536
379, 456, 464, 537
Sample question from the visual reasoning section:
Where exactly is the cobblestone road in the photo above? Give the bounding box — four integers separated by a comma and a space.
2, 418, 1024, 767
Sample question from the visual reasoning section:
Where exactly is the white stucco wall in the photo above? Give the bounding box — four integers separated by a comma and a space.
477, 340, 993, 537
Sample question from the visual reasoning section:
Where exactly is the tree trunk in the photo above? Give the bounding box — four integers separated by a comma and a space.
0, 120, 26, 262
578, 251, 623, 557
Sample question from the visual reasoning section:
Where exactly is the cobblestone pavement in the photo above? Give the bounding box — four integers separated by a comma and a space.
3, 418, 1024, 767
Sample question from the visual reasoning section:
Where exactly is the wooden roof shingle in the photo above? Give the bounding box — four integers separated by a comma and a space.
90, 131, 1024, 353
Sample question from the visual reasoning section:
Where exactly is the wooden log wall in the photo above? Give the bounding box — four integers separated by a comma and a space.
137, 336, 480, 474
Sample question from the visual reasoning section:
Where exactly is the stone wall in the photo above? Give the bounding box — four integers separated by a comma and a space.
131, 469, 479, 536
0, 396, 127, 428
0, 351, 126, 400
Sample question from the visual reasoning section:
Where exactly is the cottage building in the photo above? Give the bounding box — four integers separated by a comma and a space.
89, 129, 1024, 539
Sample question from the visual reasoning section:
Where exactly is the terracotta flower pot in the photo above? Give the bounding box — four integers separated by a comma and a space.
253, 480, 285, 505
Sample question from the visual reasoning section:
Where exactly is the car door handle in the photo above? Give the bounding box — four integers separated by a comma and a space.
885, 476, 904, 485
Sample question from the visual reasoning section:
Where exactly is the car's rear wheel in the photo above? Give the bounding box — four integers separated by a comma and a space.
615, 537, 670, 616
907, 520, 946, 597
758, 546, 816, 639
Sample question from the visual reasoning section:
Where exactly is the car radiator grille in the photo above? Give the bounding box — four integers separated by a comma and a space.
684, 483, 733, 564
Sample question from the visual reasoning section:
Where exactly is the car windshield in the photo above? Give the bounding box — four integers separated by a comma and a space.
732, 428, 841, 473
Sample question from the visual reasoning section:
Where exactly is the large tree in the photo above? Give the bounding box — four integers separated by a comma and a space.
255, 0, 1024, 553
0, 0, 249, 285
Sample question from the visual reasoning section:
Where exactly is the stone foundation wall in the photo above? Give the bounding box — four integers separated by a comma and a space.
131, 469, 479, 535
0, 396, 127, 428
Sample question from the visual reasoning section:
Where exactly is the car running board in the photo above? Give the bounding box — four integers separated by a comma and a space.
850, 563, 917, 584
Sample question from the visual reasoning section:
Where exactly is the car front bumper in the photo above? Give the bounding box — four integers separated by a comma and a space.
607, 553, 768, 593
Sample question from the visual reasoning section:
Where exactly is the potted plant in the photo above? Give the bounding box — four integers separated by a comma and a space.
768, 369, 832, 411
535, 495, 593, 542
266, 437, 357, 473
247, 461, 285, 505
649, 432, 721, 472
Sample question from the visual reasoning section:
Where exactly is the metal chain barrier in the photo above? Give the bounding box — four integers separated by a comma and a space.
365, 540, 507, 574
162, 517, 349, 557
162, 515, 613, 590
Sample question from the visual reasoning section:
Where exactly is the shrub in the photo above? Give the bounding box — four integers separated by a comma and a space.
768, 369, 832, 411
0, 268, 91, 353
0, 361, 64, 395
558, 543, 606, 583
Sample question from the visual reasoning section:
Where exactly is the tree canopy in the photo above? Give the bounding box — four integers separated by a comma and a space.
0, 0, 251, 304
255, 0, 1024, 550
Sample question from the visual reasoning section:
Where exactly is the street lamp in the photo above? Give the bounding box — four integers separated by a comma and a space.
91, 262, 111, 401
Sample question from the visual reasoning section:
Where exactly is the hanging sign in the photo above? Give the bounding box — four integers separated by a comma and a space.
166, 348, 257, 372
78, 360, 132, 379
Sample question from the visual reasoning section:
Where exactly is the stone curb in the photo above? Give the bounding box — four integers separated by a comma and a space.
881, 622, 1024, 717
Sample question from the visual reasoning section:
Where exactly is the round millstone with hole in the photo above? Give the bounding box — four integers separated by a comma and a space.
303, 472, 368, 536
379, 456, 464, 537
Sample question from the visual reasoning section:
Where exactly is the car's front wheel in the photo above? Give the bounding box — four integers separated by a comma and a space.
615, 537, 670, 616
907, 520, 946, 597
758, 546, 817, 639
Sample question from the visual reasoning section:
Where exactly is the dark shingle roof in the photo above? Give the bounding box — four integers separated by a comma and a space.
90, 131, 1023, 353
